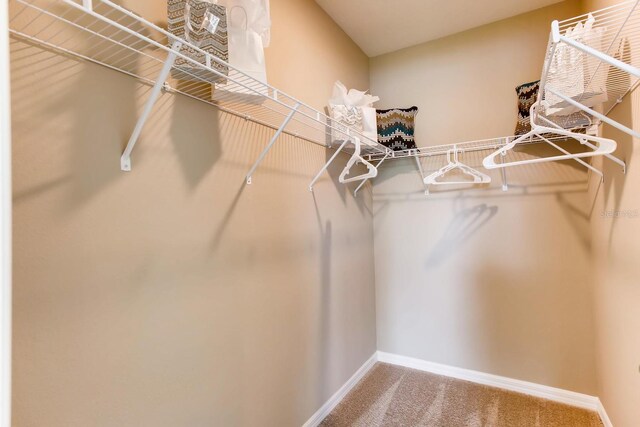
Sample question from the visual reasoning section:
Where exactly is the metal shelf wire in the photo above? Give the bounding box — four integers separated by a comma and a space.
363, 133, 592, 162
10, 0, 635, 190
369, 1, 637, 177
9, 0, 391, 175
538, 0, 640, 136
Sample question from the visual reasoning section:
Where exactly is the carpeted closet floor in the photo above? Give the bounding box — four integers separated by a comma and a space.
320, 363, 602, 427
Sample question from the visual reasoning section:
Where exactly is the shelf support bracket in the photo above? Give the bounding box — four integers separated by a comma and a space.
120, 40, 182, 171
308, 139, 349, 192
546, 86, 640, 140
414, 156, 429, 196
354, 152, 389, 197
246, 103, 301, 184
499, 151, 508, 192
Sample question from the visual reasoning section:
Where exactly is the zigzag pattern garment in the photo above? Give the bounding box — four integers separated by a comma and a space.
515, 80, 590, 135
376, 106, 418, 151
168, 0, 228, 83
515, 80, 539, 135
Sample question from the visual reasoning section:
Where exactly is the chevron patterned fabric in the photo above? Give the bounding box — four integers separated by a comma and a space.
376, 106, 418, 151
515, 80, 539, 135
515, 80, 590, 135
168, 0, 228, 83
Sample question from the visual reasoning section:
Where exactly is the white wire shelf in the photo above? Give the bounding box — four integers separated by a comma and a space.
380, 1, 637, 177
480, 1, 639, 173
9, 0, 635, 191
9, 0, 392, 174
537, 0, 640, 136
363, 127, 598, 162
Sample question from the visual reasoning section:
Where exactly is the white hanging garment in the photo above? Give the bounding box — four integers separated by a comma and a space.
544, 23, 584, 115
212, 0, 270, 104
581, 13, 608, 107
544, 14, 608, 116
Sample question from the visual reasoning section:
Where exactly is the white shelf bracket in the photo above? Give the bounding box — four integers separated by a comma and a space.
120, 40, 182, 171
414, 156, 429, 196
551, 20, 561, 43
246, 103, 301, 185
546, 86, 640, 140
499, 152, 508, 192
308, 139, 349, 192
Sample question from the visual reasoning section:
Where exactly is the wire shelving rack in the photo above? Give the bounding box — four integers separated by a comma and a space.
8, 0, 392, 185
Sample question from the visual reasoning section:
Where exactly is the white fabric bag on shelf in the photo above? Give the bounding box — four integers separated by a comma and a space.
212, 0, 270, 104
328, 81, 379, 144
219, 0, 271, 45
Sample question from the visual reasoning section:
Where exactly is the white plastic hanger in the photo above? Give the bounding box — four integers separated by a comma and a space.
423, 146, 491, 195
483, 102, 617, 171
339, 137, 378, 184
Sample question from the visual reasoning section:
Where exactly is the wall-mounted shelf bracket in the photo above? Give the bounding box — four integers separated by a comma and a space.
546, 86, 640, 140
246, 103, 301, 184
120, 40, 182, 171
414, 156, 430, 196
499, 152, 508, 192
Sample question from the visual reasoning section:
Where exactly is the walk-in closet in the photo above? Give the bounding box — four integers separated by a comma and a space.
1, 0, 639, 426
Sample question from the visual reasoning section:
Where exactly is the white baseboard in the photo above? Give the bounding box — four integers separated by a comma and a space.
597, 398, 613, 427
302, 351, 613, 427
302, 352, 377, 427
377, 351, 601, 413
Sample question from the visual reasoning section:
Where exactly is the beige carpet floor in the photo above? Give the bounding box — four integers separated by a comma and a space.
320, 363, 602, 427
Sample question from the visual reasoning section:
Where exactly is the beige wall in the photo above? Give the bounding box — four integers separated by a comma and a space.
11, 1, 376, 426
370, 1, 600, 394
581, 0, 640, 425
370, 1, 583, 146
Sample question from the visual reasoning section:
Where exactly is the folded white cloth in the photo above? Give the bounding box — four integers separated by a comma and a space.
328, 81, 379, 143
545, 13, 608, 116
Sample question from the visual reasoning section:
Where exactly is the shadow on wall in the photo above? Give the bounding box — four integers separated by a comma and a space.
312, 192, 333, 404
372, 144, 598, 392
208, 116, 371, 251
10, 2, 378, 424
599, 92, 635, 253
10, 18, 222, 208
425, 203, 498, 267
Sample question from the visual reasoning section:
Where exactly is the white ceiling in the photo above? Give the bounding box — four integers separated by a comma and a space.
314, 0, 564, 57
